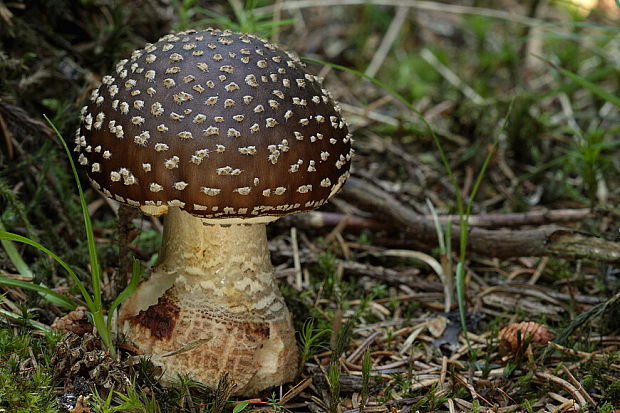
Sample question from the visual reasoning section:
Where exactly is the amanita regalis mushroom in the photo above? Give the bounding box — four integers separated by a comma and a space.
75, 28, 352, 394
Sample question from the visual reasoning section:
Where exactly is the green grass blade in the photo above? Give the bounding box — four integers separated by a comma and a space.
108, 259, 141, 316
540, 56, 620, 108
44, 116, 103, 308
302, 57, 413, 113
0, 275, 77, 310
538, 66, 613, 101
0, 307, 51, 332
453, 141, 496, 348
232, 401, 250, 413
455, 261, 466, 331
455, 105, 505, 348
465, 141, 497, 219
0, 231, 94, 308
426, 199, 446, 254
230, 0, 249, 30
0, 220, 34, 279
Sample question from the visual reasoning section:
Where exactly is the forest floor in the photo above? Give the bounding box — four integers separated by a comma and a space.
1, 1, 620, 412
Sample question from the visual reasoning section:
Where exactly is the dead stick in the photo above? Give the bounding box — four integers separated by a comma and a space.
339, 178, 620, 262
284, 211, 386, 230
0, 98, 54, 141
286, 208, 592, 230
534, 372, 586, 408
429, 208, 593, 228
560, 365, 597, 408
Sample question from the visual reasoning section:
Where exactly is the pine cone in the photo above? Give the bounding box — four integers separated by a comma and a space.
498, 321, 553, 353
51, 332, 130, 392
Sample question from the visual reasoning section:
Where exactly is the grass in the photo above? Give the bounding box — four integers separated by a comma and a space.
0, 119, 141, 358
1, 0, 620, 411
173, 0, 294, 35
303, 54, 505, 353
297, 318, 330, 369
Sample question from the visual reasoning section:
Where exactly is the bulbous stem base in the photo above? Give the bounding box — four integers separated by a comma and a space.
118, 207, 298, 395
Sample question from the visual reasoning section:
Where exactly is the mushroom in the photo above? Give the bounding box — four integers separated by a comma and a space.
75, 28, 352, 395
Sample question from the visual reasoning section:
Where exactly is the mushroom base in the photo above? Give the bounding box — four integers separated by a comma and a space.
118, 207, 298, 395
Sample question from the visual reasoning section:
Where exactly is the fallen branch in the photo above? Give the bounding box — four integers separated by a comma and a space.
285, 207, 593, 230
339, 178, 620, 262
430, 208, 593, 228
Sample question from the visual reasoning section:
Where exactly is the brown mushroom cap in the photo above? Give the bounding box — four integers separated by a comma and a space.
76, 28, 352, 221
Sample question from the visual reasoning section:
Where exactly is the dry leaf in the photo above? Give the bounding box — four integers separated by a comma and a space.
427, 315, 448, 338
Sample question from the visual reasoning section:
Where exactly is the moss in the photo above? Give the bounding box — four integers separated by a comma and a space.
605, 380, 620, 406
0, 327, 58, 412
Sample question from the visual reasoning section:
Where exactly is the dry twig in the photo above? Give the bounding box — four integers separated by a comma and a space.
340, 178, 620, 262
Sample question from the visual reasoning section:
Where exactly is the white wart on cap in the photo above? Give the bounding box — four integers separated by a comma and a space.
76, 28, 352, 220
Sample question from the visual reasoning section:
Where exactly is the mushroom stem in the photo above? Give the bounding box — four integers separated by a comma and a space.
118, 207, 298, 395
158, 207, 282, 309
